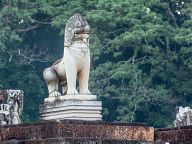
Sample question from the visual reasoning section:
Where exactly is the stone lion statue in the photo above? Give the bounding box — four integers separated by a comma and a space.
43, 14, 91, 97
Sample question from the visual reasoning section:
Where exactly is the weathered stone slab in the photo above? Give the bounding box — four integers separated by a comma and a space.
0, 121, 154, 142
42, 113, 102, 121
155, 125, 192, 143
1, 138, 152, 144
41, 100, 102, 108
44, 95, 97, 102
41, 105, 102, 113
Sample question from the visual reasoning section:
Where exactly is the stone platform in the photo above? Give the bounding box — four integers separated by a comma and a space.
0, 120, 154, 143
1, 138, 150, 144
1, 120, 192, 143
40, 95, 102, 121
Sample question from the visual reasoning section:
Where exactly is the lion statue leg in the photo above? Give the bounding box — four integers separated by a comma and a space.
64, 51, 78, 95
61, 81, 68, 95
79, 60, 91, 95
43, 67, 61, 97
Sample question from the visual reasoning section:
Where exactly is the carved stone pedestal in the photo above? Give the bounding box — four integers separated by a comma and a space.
40, 95, 102, 121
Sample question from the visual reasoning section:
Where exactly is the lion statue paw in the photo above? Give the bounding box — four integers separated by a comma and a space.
67, 89, 79, 95
80, 90, 91, 95
49, 91, 61, 97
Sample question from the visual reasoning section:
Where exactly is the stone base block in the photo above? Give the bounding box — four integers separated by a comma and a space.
40, 95, 102, 121
44, 95, 97, 102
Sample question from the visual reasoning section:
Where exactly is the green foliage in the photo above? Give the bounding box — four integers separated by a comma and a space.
0, 0, 191, 127
88, 0, 192, 127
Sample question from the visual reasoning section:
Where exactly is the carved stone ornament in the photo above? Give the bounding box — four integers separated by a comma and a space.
174, 106, 192, 127
43, 14, 91, 97
0, 90, 23, 125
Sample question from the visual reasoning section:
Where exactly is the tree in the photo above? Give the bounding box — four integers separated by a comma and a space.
87, 0, 192, 127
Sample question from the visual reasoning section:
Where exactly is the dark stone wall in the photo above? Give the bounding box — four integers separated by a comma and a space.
155, 125, 192, 144
2, 120, 192, 143
0, 120, 154, 143
1, 138, 150, 144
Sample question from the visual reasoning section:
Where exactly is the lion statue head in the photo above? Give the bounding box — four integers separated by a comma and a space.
64, 14, 90, 46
